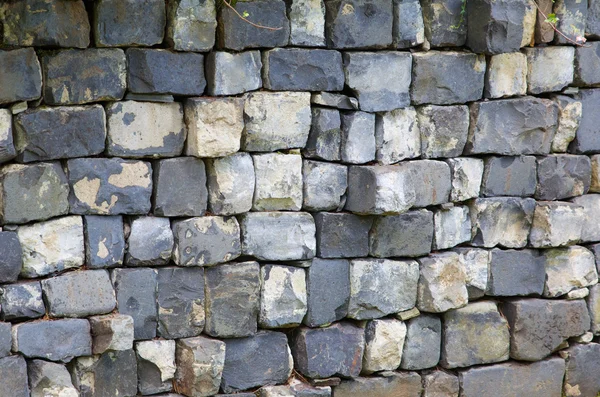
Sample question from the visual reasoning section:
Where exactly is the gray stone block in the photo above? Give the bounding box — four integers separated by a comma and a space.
553, 0, 587, 44
535, 0, 554, 43
417, 105, 469, 159
303, 160, 347, 211
89, 314, 134, 354
400, 314, 441, 370
259, 265, 307, 328
402, 160, 452, 207
206, 51, 262, 96
175, 336, 226, 397
0, 356, 29, 397
136, 339, 176, 394
112, 268, 158, 340
153, 157, 207, 217
454, 248, 489, 300
543, 246, 598, 298
417, 252, 468, 313
204, 262, 260, 338
165, 0, 217, 51
304, 108, 341, 162
375, 107, 421, 165
93, 0, 165, 46
421, 0, 466, 46
571, 89, 600, 153
481, 156, 537, 197
334, 372, 422, 397
0, 323, 10, 359
523, 47, 575, 94
571, 194, 600, 242
206, 153, 255, 216
126, 217, 174, 267
28, 359, 78, 397
0, 110, 15, 164
0, 231, 21, 283
252, 153, 303, 211
0, 281, 45, 321
304, 258, 350, 327
340, 111, 376, 164
446, 157, 484, 202
393, 0, 425, 48
343, 52, 412, 112
0, 48, 42, 105
288, 0, 326, 46
433, 206, 471, 250
70, 350, 138, 397
563, 343, 600, 396
484, 52, 528, 99
263, 48, 344, 91
536, 154, 591, 200
529, 201, 584, 248
423, 370, 459, 397
466, 0, 526, 54
370, 210, 433, 258
575, 42, 600, 86
315, 212, 372, 258
84, 216, 125, 269
487, 248, 546, 296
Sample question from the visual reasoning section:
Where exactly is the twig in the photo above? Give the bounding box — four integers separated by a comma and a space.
222, 0, 282, 31
533, 1, 588, 47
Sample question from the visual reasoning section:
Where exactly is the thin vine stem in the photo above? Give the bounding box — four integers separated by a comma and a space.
221, 0, 282, 31
533, 1, 588, 47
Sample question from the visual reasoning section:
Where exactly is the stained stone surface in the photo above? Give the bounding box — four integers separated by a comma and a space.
70, 349, 138, 397
0, 281, 45, 321
417, 252, 468, 313
165, 0, 217, 51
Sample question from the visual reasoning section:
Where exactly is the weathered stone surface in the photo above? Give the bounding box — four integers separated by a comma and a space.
84, 216, 124, 269
67, 157, 153, 215
222, 331, 292, 393
459, 358, 566, 397
126, 217, 174, 266
288, 0, 326, 46
446, 157, 484, 202
12, 319, 91, 362
454, 248, 489, 299
206, 51, 262, 96
340, 111, 376, 164
484, 52, 528, 98
553, 0, 587, 44
28, 359, 78, 397
0, 162, 69, 225
535, 0, 554, 42
422, 371, 459, 397
253, 153, 303, 211
433, 206, 471, 250
375, 107, 420, 164
417, 252, 468, 313
166, 0, 217, 51
563, 343, 600, 397
481, 156, 537, 197
571, 194, 600, 242
411, 52, 485, 105
240, 212, 316, 261
0, 110, 15, 164
370, 210, 433, 257
41, 49, 126, 105
487, 248, 546, 296
175, 336, 226, 397
304, 108, 341, 162
260, 265, 307, 328
543, 246, 598, 298
502, 298, 590, 361
551, 95, 581, 152
93, 0, 165, 46
469, 197, 536, 248
0, 355, 29, 397
106, 101, 185, 158
0, 231, 21, 284
574, 42, 600, 86
334, 372, 422, 397
466, 97, 558, 155
136, 339, 176, 394
260, 383, 331, 397
421, 0, 466, 47
529, 201, 584, 248
0, 48, 42, 105
536, 154, 591, 200
315, 212, 371, 258
524, 47, 575, 94
112, 268, 158, 340
417, 105, 469, 158
153, 157, 207, 217
302, 160, 347, 211
348, 258, 419, 319
206, 153, 255, 216
89, 314, 134, 354
343, 52, 412, 112
204, 262, 259, 338
441, 301, 509, 368
304, 258, 350, 327
70, 350, 138, 397
0, 0, 90, 47
589, 0, 600, 38
291, 323, 364, 378
127, 49, 205, 95
466, 0, 526, 54
362, 319, 406, 374
402, 160, 452, 207
393, 0, 425, 48
311, 92, 358, 110
243, 91, 311, 152
0, 323, 9, 359
0, 281, 44, 321
570, 89, 600, 153
400, 314, 441, 370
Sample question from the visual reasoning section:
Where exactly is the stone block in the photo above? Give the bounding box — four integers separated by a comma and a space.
524, 47, 575, 94
0, 356, 29, 397
502, 298, 590, 361
0, 323, 9, 359
304, 258, 350, 327
535, 0, 554, 42
575, 42, 600, 86
41, 49, 126, 105
370, 210, 433, 257
529, 201, 584, 248
239, 212, 316, 261
421, 0, 466, 46
536, 154, 591, 200
481, 156, 537, 197
206, 153, 255, 215
469, 197, 536, 248
466, 0, 526, 54
0, 231, 21, 284
127, 49, 205, 95
112, 268, 158, 340
252, 153, 303, 211
403, 160, 452, 207
433, 206, 471, 250
417, 252, 468, 313
340, 111, 376, 164
154, 157, 207, 217
423, 372, 459, 397
400, 314, 441, 370
204, 262, 260, 338
70, 350, 138, 397
0, 162, 69, 225
487, 248, 546, 296
325, 0, 393, 48
165, 0, 217, 51
335, 372, 421, 397
302, 160, 347, 211
106, 101, 185, 158
484, 52, 528, 98
136, 339, 176, 395
551, 95, 581, 152
311, 92, 358, 110
0, 110, 15, 164
12, 319, 91, 362
175, 336, 226, 397
553, 0, 587, 44
126, 217, 174, 266
291, 323, 364, 378
362, 319, 407, 374
375, 107, 420, 165
446, 157, 484, 202
411, 52, 485, 105
89, 314, 134, 354
83, 216, 124, 269
543, 246, 598, 298
466, 97, 558, 155
563, 343, 600, 397
221, 331, 292, 393
348, 258, 419, 319
315, 212, 371, 258
28, 359, 78, 397
393, 0, 425, 48
263, 48, 344, 91
303, 108, 341, 162
0, 281, 44, 321
93, 0, 165, 46
288, 0, 326, 46
343, 52, 412, 112
242, 91, 311, 152
571, 89, 600, 153
454, 248, 489, 299
259, 265, 307, 328
206, 51, 262, 95
571, 194, 600, 242
417, 105, 469, 158
67, 157, 153, 215
589, 0, 600, 38
0, 48, 42, 105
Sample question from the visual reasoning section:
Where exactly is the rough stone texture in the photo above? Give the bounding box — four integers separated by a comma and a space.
259, 265, 307, 328
535, 0, 555, 43
400, 315, 441, 370
41, 49, 126, 105
588, 0, 600, 38
302, 160, 347, 211
562, 343, 600, 397
0, 355, 30, 397
28, 359, 78, 397
253, 153, 303, 211
291, 323, 364, 379
466, 0, 526, 54
417, 105, 469, 158
70, 350, 138, 397
311, 92, 358, 110
136, 339, 176, 395
348, 258, 419, 319
375, 107, 420, 164
524, 47, 575, 95
575, 42, 600, 86
126, 217, 174, 266
112, 268, 158, 340
0, 110, 15, 164
221, 331, 293, 393
0, 323, 10, 359
206, 153, 255, 215
411, 52, 486, 105
0, 281, 45, 321
551, 95, 581, 153
570, 89, 600, 153
343, 52, 412, 112
446, 158, 484, 202
543, 246, 598, 298
421, 0, 466, 47
288, 0, 326, 46
484, 52, 528, 98
401, 160, 452, 207
422, 371, 459, 397
0, 231, 22, 284
0, 48, 42, 105
393, 0, 425, 48
84, 216, 124, 269
165, 0, 217, 51
370, 210, 433, 257
340, 111, 376, 164
304, 108, 341, 162
553, 0, 587, 45
535, 155, 591, 200
334, 372, 422, 397
89, 314, 134, 354
362, 318, 407, 374
153, 157, 208, 217
175, 336, 226, 397
529, 201, 584, 248
454, 248, 489, 299
304, 258, 350, 327
487, 248, 546, 296
481, 156, 537, 197
206, 51, 262, 96
315, 212, 372, 258
571, 194, 600, 242
433, 206, 471, 250
0, 162, 69, 225
417, 252, 468, 313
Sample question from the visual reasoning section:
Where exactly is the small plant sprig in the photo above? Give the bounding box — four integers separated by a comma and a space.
450, 0, 467, 31
534, 1, 587, 46
218, 0, 282, 31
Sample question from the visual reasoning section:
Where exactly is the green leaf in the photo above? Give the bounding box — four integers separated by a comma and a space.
545, 13, 559, 24
242, 11, 250, 17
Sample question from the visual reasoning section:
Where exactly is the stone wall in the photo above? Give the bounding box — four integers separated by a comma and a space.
0, 0, 600, 396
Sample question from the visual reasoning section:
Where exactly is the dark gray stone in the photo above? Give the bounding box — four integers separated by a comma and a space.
111, 268, 158, 340
0, 48, 42, 105
400, 160, 452, 207
304, 258, 350, 327
369, 210, 433, 258
536, 154, 591, 200
0, 323, 10, 358
12, 319, 91, 362
84, 216, 125, 269
575, 42, 600, 86
0, 0, 90, 48
481, 156, 537, 197
417, 105, 469, 159
325, 0, 393, 49
93, 0, 166, 46
334, 372, 422, 397
466, 0, 526, 54
466, 97, 558, 155
314, 212, 372, 258
175, 336, 225, 397
588, 0, 600, 38
400, 314, 442, 370
153, 157, 207, 217
166, 0, 217, 51
126, 217, 174, 267
422, 370, 459, 397
340, 111, 376, 164
67, 158, 153, 215
217, 0, 290, 50
127, 49, 205, 96
554, 0, 587, 45
421, 0, 466, 47
570, 89, 600, 153
206, 51, 262, 96
13, 105, 106, 162
221, 331, 292, 393
411, 51, 486, 105
291, 323, 364, 378
0, 231, 21, 283
0, 281, 45, 321
303, 108, 341, 162
393, 0, 425, 48
563, 343, 600, 396
487, 249, 546, 297
204, 262, 260, 338
0, 110, 15, 164
0, 356, 29, 397
157, 267, 204, 339
28, 359, 78, 396
70, 350, 138, 397
263, 48, 344, 91
41, 49, 126, 105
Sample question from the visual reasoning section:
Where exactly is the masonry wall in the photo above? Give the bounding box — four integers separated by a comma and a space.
1, 0, 600, 396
